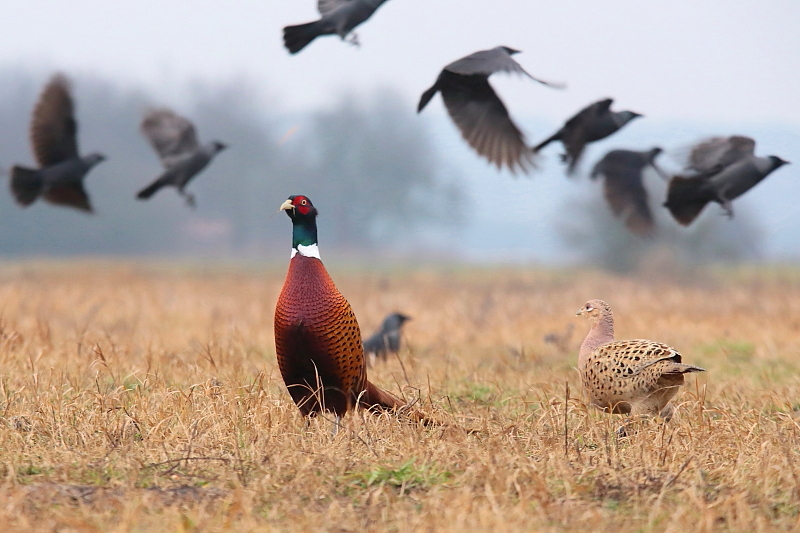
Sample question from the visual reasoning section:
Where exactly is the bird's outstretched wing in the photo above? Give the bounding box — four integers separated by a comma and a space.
31, 74, 79, 167
592, 150, 654, 236
439, 72, 535, 174
44, 181, 92, 212
317, 0, 353, 15
445, 47, 563, 88
141, 109, 199, 167
687, 135, 755, 173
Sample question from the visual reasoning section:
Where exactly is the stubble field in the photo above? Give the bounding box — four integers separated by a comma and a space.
0, 260, 799, 532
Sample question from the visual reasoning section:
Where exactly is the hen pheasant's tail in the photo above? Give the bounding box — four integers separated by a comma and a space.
666, 363, 706, 374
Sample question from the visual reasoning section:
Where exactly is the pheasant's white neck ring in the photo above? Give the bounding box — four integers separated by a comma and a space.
291, 243, 321, 259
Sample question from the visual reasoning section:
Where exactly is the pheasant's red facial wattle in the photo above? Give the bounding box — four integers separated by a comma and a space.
296, 197, 311, 215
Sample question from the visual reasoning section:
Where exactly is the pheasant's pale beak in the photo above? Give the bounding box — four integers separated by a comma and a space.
575, 309, 583, 316
279, 199, 294, 212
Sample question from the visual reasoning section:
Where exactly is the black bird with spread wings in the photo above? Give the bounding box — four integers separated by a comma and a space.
664, 136, 789, 225
533, 98, 642, 175
9, 74, 105, 212
418, 46, 563, 175
137, 109, 227, 207
283, 0, 390, 54
590, 148, 666, 236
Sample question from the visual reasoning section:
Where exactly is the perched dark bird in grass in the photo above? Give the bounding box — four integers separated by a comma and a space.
590, 147, 667, 236
10, 74, 105, 212
274, 195, 411, 425
533, 98, 642, 175
363, 312, 411, 362
576, 299, 705, 424
283, 0, 390, 54
137, 109, 227, 207
664, 154, 789, 226
418, 46, 564, 174
684, 135, 756, 173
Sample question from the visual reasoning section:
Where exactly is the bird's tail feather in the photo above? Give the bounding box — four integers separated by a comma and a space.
283, 21, 323, 54
664, 176, 713, 226
667, 363, 705, 374
532, 130, 561, 153
136, 177, 166, 200
417, 84, 439, 113
360, 380, 442, 427
10, 166, 43, 206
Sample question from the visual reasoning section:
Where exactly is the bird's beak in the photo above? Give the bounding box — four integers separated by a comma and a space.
575, 309, 583, 316
279, 199, 294, 213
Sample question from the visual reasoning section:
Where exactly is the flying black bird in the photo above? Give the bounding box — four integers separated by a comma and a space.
533, 98, 642, 175
418, 46, 563, 174
664, 153, 789, 226
9, 74, 105, 212
137, 109, 227, 207
363, 312, 411, 363
590, 147, 666, 236
684, 135, 756, 173
283, 0, 390, 54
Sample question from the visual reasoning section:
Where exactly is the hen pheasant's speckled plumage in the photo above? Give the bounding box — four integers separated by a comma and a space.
274, 195, 403, 418
577, 299, 704, 418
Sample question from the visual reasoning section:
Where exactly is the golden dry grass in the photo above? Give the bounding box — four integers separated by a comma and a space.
0, 260, 799, 532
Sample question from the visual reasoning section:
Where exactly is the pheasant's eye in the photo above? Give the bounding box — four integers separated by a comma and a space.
301, 199, 308, 205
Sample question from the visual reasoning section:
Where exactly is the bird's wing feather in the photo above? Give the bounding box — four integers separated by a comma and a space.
43, 181, 91, 212
317, 0, 355, 15
141, 109, 199, 166
582, 340, 683, 407
445, 48, 529, 77
688, 136, 755, 172
31, 75, 79, 167
595, 150, 654, 235
439, 73, 534, 174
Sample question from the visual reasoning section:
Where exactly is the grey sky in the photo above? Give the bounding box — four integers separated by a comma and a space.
1, 1, 798, 124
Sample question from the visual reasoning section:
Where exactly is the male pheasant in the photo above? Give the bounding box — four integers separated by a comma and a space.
274, 195, 405, 419
576, 299, 705, 421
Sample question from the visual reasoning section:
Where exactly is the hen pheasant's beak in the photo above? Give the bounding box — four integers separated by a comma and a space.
279, 199, 294, 212
575, 309, 584, 316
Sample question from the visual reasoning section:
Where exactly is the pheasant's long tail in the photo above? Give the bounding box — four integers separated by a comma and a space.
360, 380, 443, 427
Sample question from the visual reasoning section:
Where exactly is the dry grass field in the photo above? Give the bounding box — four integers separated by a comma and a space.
0, 260, 799, 532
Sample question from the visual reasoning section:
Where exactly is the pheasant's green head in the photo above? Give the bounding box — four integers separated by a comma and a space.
280, 195, 319, 256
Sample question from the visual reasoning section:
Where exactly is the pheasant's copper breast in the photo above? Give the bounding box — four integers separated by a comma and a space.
274, 254, 367, 416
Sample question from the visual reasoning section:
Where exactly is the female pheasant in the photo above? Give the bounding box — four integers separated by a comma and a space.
576, 299, 705, 421
274, 195, 404, 419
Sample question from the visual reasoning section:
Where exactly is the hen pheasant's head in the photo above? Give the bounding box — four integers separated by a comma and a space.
576, 299, 612, 325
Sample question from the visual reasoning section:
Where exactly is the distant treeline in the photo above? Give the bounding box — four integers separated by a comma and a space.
0, 69, 461, 258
